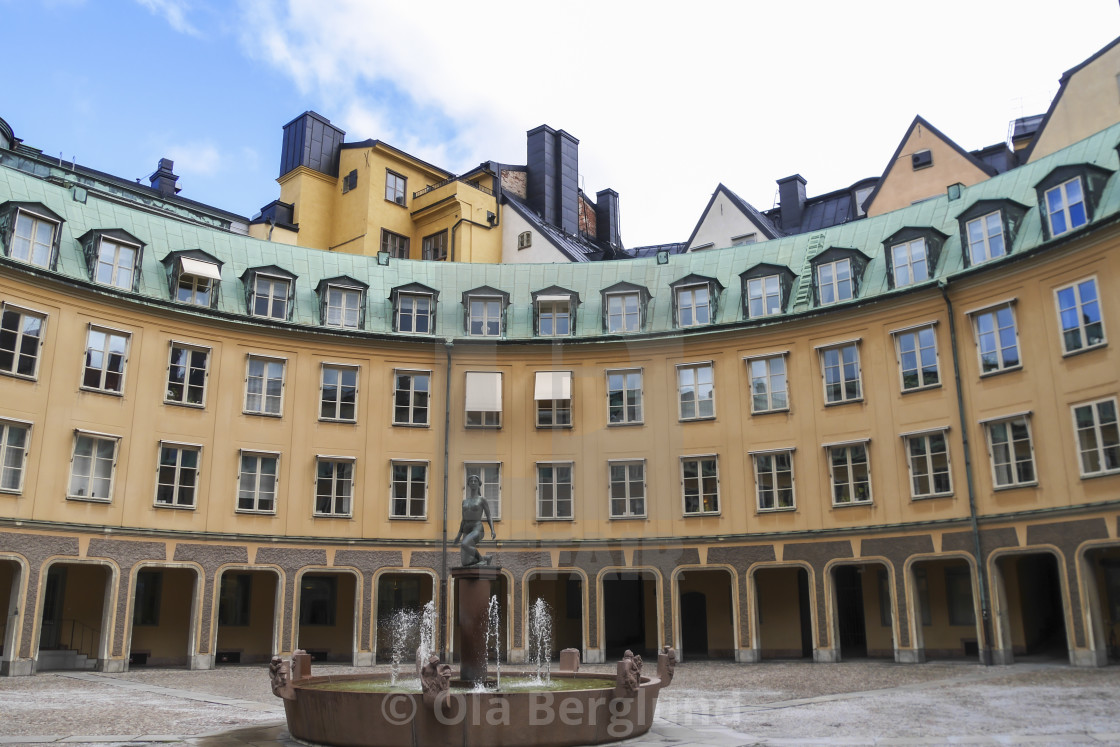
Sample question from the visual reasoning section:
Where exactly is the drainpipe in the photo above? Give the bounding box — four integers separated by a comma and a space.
439, 340, 453, 660
449, 216, 496, 263
939, 279, 995, 665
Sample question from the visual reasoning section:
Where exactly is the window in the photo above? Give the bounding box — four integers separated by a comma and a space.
393, 370, 429, 426
422, 230, 447, 261
817, 258, 852, 305
322, 285, 362, 329
464, 371, 502, 427
890, 238, 929, 287
250, 274, 291, 320
245, 356, 285, 416
609, 460, 646, 518
390, 461, 428, 518
133, 570, 162, 626
731, 232, 757, 246
819, 342, 861, 404
1072, 399, 1120, 477
320, 365, 357, 422
165, 343, 209, 407
68, 432, 119, 502
746, 354, 788, 413
605, 292, 641, 333
517, 231, 532, 249
1044, 177, 1087, 237
237, 451, 278, 513
395, 292, 434, 334
315, 458, 354, 517
675, 284, 711, 327
985, 416, 1036, 488
155, 443, 200, 508
82, 326, 129, 394
537, 297, 572, 337
386, 170, 407, 206
746, 275, 782, 318
681, 456, 719, 515
966, 211, 1006, 264
945, 568, 975, 626
382, 230, 409, 259
535, 371, 572, 428
537, 462, 573, 520
828, 442, 871, 505
465, 463, 501, 520
341, 169, 357, 194
0, 419, 30, 493
468, 296, 503, 336
894, 325, 940, 391
1055, 277, 1104, 354
607, 369, 643, 425
218, 574, 251, 626
752, 450, 794, 511
677, 362, 715, 420
11, 209, 58, 267
0, 304, 45, 379
174, 257, 221, 307
299, 576, 337, 626
971, 303, 1020, 374
95, 239, 139, 290
905, 431, 952, 498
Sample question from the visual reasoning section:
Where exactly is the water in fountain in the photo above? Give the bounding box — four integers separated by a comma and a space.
528, 598, 553, 685
486, 594, 501, 689
383, 606, 431, 687
416, 599, 436, 668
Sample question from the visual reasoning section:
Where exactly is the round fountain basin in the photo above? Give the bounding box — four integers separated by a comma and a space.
282, 670, 663, 747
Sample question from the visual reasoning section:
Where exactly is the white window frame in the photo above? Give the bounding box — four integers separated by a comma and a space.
965, 211, 1005, 265
608, 459, 646, 519
465, 371, 502, 428
677, 361, 715, 421
390, 460, 429, 520
982, 413, 1036, 489
95, 237, 138, 290
392, 369, 430, 427
681, 454, 720, 516
464, 462, 502, 520
902, 429, 953, 499
323, 284, 362, 329
891, 238, 929, 288
244, 355, 286, 417
236, 450, 280, 514
1044, 177, 1087, 237
750, 448, 795, 512
537, 297, 572, 337
0, 418, 32, 494
606, 368, 643, 425
675, 283, 711, 328
396, 292, 433, 334
827, 440, 872, 506
745, 353, 789, 414
174, 257, 220, 307
320, 363, 358, 423
892, 323, 940, 392
314, 456, 355, 518
81, 324, 130, 395
817, 340, 862, 405
0, 302, 46, 380
605, 292, 641, 333
154, 441, 202, 509
467, 296, 503, 337
1071, 398, 1120, 478
67, 430, 120, 503
386, 170, 407, 206
746, 275, 782, 318
165, 341, 210, 408
10, 208, 57, 268
1054, 276, 1106, 355
250, 274, 291, 320
816, 258, 852, 305
536, 461, 574, 520
969, 301, 1020, 376
534, 371, 573, 429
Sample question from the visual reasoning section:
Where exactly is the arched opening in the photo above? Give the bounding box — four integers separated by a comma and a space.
832, 562, 893, 660
996, 552, 1069, 660
677, 569, 735, 660
375, 572, 435, 664
296, 571, 356, 663
602, 571, 657, 659
525, 571, 583, 659
909, 558, 981, 660
754, 566, 812, 659
452, 573, 508, 664
36, 563, 111, 671
1086, 545, 1120, 664
128, 566, 197, 668
215, 568, 278, 665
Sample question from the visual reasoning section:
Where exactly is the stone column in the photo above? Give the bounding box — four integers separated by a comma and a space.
452, 566, 500, 685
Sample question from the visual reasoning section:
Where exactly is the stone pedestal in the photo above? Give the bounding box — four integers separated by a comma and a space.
452, 565, 500, 685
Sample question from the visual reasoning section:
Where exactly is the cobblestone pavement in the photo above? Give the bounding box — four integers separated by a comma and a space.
2, 658, 1119, 746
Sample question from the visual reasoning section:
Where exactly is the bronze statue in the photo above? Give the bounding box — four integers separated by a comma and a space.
453, 474, 495, 567
420, 654, 452, 710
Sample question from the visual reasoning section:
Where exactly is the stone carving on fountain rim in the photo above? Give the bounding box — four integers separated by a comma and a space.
615, 649, 643, 699
420, 654, 453, 711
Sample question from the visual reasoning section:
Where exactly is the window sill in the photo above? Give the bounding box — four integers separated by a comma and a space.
385, 198, 408, 208
313, 513, 354, 519
80, 386, 124, 397
900, 383, 942, 395
607, 421, 644, 427
235, 508, 277, 515
154, 502, 196, 510
390, 422, 429, 428
389, 515, 428, 521
67, 495, 112, 503
910, 492, 954, 501
992, 481, 1038, 492
0, 370, 38, 382
465, 425, 502, 430
831, 500, 873, 508
757, 506, 796, 513
165, 400, 206, 409
323, 418, 360, 425
683, 511, 721, 518
243, 410, 284, 418
536, 517, 575, 522
824, 398, 863, 407
249, 313, 288, 322
609, 514, 648, 521
679, 416, 717, 423
1079, 469, 1120, 480
0, 487, 23, 496
978, 365, 1022, 379
1061, 342, 1107, 358
536, 425, 574, 430
751, 407, 790, 416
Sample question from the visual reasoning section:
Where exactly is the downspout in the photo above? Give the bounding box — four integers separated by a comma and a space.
450, 216, 497, 263
939, 279, 994, 665
439, 339, 453, 661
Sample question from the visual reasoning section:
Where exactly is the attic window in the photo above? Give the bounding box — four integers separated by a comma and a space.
176, 257, 221, 307
731, 233, 757, 246
810, 248, 869, 306
242, 266, 297, 321
532, 287, 579, 337
78, 229, 145, 292
316, 276, 368, 329
1033, 163, 1114, 240
518, 231, 532, 250
341, 170, 358, 194
1, 203, 64, 269
882, 227, 947, 289
912, 150, 933, 170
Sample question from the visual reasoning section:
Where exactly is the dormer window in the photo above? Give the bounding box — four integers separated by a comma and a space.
1, 202, 64, 269
601, 282, 651, 334
242, 266, 296, 321
78, 229, 145, 292
670, 274, 723, 328
740, 263, 795, 319
463, 286, 509, 337
161, 250, 223, 309
955, 199, 1028, 268
967, 212, 1005, 263
532, 286, 579, 337
810, 248, 869, 306
1034, 163, 1113, 240
883, 227, 947, 289
391, 283, 438, 334
316, 275, 368, 329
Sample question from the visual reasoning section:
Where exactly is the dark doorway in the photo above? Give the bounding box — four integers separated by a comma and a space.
376, 573, 434, 663
128, 567, 196, 667
680, 591, 708, 657
296, 572, 356, 663
36, 563, 109, 670
1012, 554, 1068, 658
39, 567, 66, 651
834, 566, 868, 658
526, 572, 583, 658
603, 572, 656, 658
215, 569, 278, 664
754, 566, 812, 659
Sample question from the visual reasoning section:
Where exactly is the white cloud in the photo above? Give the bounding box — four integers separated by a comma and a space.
164, 141, 223, 177
135, 0, 200, 36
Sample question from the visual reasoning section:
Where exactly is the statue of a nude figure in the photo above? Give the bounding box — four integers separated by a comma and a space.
453, 474, 496, 567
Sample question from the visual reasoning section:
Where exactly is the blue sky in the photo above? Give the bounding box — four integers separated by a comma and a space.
4, 1, 1118, 247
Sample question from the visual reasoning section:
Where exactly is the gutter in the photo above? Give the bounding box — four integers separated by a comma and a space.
439, 339, 453, 659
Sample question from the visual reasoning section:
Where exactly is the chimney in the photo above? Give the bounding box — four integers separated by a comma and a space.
280, 111, 345, 179
777, 174, 807, 231
595, 188, 621, 249
149, 158, 180, 196
526, 125, 580, 235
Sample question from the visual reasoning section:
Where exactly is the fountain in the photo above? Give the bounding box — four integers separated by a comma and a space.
269, 477, 673, 746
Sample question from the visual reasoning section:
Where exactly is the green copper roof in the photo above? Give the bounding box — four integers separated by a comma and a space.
2, 122, 1119, 342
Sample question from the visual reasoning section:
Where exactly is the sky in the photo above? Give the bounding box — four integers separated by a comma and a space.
3, 0, 1118, 248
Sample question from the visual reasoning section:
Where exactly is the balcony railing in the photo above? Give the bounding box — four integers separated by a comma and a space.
413, 177, 493, 200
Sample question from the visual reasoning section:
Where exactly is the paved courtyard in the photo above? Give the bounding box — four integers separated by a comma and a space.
2, 658, 1120, 746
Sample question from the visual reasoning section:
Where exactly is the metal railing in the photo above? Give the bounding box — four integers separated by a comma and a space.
413, 176, 493, 200
40, 618, 100, 659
